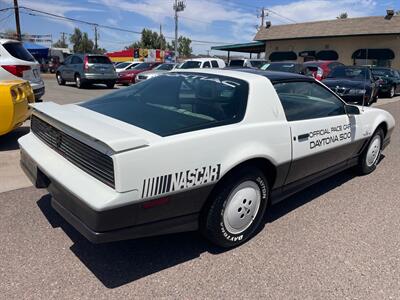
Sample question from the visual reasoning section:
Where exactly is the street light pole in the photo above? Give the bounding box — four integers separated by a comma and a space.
13, 0, 21, 41
173, 0, 185, 62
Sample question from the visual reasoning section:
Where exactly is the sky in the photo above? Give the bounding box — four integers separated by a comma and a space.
0, 0, 399, 55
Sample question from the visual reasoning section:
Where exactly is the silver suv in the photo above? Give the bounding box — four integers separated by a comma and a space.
56, 54, 117, 89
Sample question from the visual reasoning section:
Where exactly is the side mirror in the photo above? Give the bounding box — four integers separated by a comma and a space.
345, 104, 360, 115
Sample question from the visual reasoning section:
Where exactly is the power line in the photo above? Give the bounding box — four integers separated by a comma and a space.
266, 9, 297, 23
19, 6, 236, 45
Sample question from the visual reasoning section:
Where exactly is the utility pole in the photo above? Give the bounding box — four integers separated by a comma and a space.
60, 32, 66, 45
94, 26, 98, 52
13, 0, 21, 41
173, 0, 185, 61
259, 7, 265, 30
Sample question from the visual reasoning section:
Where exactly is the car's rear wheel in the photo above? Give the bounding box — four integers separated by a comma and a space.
75, 74, 84, 89
106, 81, 115, 89
201, 166, 269, 248
56, 72, 65, 85
357, 128, 384, 175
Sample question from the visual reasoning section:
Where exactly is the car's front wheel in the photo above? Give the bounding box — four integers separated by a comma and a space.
201, 166, 269, 248
56, 72, 65, 85
357, 128, 384, 175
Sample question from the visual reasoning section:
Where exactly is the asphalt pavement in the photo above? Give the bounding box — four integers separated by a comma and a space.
0, 77, 399, 299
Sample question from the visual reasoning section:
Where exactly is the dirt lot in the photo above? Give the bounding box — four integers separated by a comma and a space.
0, 77, 399, 299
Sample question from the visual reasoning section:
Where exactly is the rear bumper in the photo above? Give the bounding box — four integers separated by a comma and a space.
19, 143, 211, 243
83, 73, 117, 81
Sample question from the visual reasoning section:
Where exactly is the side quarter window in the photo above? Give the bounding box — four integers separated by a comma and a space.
274, 81, 346, 121
203, 61, 211, 68
211, 60, 219, 68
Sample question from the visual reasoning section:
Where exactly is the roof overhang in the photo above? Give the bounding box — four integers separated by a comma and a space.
211, 41, 265, 53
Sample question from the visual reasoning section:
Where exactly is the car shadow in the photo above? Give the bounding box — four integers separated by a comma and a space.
35, 164, 382, 289
0, 126, 30, 151
64, 83, 119, 90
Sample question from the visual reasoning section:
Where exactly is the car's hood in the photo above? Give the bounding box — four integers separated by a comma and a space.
139, 69, 168, 76
323, 78, 369, 88
31, 102, 160, 153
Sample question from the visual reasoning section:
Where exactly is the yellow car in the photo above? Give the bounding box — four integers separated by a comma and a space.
0, 80, 35, 136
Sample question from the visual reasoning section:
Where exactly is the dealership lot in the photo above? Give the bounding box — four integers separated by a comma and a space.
0, 76, 399, 298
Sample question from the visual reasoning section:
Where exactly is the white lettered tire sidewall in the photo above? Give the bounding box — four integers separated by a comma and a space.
203, 167, 269, 248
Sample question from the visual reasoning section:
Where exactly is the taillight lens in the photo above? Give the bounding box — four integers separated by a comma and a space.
83, 56, 89, 72
2, 65, 31, 77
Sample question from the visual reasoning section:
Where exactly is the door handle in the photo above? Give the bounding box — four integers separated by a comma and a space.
298, 133, 310, 140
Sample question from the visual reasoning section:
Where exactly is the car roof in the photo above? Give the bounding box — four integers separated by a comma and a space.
0, 38, 20, 44
183, 57, 223, 62
174, 68, 311, 82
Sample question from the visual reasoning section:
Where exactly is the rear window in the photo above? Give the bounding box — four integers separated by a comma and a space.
87, 56, 111, 64
229, 60, 244, 66
180, 61, 202, 69
3, 42, 35, 62
81, 73, 249, 136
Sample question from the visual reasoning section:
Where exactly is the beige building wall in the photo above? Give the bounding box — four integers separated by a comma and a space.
264, 34, 400, 68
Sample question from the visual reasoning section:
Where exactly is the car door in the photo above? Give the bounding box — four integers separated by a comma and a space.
61, 56, 73, 80
274, 80, 365, 184
70, 56, 83, 77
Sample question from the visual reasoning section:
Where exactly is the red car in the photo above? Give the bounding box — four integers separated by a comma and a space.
303, 61, 344, 81
117, 62, 161, 85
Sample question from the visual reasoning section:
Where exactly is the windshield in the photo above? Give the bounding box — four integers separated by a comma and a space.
328, 67, 370, 80
116, 62, 131, 68
250, 60, 268, 68
155, 63, 174, 71
133, 63, 153, 70
262, 63, 297, 73
81, 73, 249, 136
4, 42, 35, 62
372, 69, 393, 77
180, 61, 202, 69
87, 56, 111, 64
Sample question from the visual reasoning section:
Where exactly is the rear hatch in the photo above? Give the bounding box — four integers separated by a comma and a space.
86, 55, 115, 75
31, 102, 160, 153
1, 41, 42, 84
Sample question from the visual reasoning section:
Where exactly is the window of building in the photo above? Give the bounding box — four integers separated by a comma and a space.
352, 48, 395, 67
274, 81, 346, 121
269, 51, 297, 62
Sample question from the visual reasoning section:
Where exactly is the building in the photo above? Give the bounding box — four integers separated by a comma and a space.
254, 15, 400, 68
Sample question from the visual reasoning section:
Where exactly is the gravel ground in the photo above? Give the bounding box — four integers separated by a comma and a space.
0, 98, 399, 299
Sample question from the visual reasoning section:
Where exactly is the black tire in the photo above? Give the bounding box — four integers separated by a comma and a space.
56, 72, 65, 85
75, 74, 85, 89
201, 166, 269, 248
357, 128, 384, 175
106, 81, 115, 89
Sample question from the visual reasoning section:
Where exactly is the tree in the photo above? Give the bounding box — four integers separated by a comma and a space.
125, 28, 168, 50
337, 12, 348, 19
69, 28, 94, 53
172, 36, 192, 57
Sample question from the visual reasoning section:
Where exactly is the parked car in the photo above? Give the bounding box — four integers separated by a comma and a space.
323, 66, 379, 106
56, 54, 117, 89
19, 69, 395, 248
303, 61, 344, 81
261, 61, 306, 74
136, 63, 178, 83
180, 58, 226, 69
229, 58, 268, 69
116, 62, 161, 85
0, 80, 34, 136
115, 61, 142, 73
371, 67, 400, 98
0, 39, 45, 101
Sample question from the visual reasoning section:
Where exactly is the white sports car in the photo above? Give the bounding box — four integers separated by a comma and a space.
19, 69, 395, 248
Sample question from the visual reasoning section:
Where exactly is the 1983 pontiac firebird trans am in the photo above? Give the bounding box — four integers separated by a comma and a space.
19, 69, 395, 248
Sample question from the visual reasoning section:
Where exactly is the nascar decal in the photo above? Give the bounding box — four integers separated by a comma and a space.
142, 164, 221, 198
